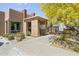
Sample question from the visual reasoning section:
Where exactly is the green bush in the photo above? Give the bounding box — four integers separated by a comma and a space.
1, 33, 26, 41
15, 32, 25, 41
0, 33, 4, 36
20, 32, 25, 39
58, 34, 66, 41
63, 29, 71, 34
72, 47, 79, 53
26, 31, 31, 36
7, 34, 15, 40
2, 33, 10, 37
2, 33, 15, 40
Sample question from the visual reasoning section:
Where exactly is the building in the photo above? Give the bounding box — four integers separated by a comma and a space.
0, 9, 47, 36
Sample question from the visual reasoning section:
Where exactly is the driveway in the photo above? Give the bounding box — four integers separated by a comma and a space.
15, 35, 79, 56
0, 35, 79, 56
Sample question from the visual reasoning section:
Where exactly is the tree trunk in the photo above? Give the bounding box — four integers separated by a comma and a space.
50, 24, 52, 34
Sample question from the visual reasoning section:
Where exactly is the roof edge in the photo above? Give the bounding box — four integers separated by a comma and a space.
24, 16, 47, 20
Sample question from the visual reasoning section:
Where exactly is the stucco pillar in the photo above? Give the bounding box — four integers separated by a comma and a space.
20, 22, 23, 32
23, 19, 29, 35
23, 20, 26, 35
45, 21, 47, 34
31, 20, 40, 36
5, 21, 7, 34
6, 21, 10, 33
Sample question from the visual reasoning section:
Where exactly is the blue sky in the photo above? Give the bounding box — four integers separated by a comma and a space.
0, 3, 47, 18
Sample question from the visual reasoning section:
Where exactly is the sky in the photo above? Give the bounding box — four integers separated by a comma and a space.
0, 3, 47, 18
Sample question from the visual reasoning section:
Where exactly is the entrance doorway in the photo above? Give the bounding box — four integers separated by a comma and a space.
27, 22, 31, 34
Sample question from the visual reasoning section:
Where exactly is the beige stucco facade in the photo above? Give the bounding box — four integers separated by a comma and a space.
0, 11, 5, 34
24, 16, 47, 36
0, 9, 47, 36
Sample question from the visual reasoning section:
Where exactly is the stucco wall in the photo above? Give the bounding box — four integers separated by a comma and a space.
0, 11, 5, 33
5, 10, 9, 21
9, 9, 23, 22
5, 9, 24, 33
27, 14, 32, 18
31, 20, 40, 36
4, 9, 47, 36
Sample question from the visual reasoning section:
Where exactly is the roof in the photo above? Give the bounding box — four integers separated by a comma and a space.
9, 8, 22, 13
0, 11, 4, 13
24, 16, 48, 22
7, 8, 33, 17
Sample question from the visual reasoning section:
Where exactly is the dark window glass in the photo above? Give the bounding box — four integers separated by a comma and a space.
11, 22, 21, 33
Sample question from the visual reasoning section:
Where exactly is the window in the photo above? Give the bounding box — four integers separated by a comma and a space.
11, 22, 21, 33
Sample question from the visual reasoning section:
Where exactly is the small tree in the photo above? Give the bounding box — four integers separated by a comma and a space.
40, 3, 79, 26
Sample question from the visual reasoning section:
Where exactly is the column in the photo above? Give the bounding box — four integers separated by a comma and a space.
31, 20, 40, 36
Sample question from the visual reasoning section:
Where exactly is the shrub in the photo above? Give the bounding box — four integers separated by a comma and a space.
0, 33, 4, 36
2, 33, 15, 40
63, 29, 71, 34
7, 34, 15, 40
58, 34, 66, 41
15, 32, 25, 41
72, 47, 79, 53
26, 31, 31, 36
2, 33, 10, 37
20, 32, 25, 39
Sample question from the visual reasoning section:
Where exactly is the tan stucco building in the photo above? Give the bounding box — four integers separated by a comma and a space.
0, 9, 47, 36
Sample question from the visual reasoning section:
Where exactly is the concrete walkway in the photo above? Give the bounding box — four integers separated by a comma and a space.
15, 35, 79, 56
0, 35, 79, 56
